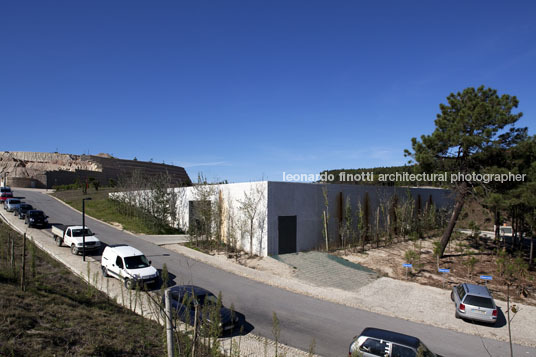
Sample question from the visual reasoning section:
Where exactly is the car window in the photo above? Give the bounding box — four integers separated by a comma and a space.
416, 344, 436, 357
116, 256, 124, 269
124, 255, 150, 269
181, 292, 196, 308
360, 338, 389, 356
10, 200, 20, 204
392, 343, 416, 357
171, 292, 182, 302
463, 295, 494, 308
72, 228, 94, 237
196, 293, 219, 306
457, 285, 466, 300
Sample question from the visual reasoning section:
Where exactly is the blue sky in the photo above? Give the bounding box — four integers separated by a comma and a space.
2, 1, 535, 182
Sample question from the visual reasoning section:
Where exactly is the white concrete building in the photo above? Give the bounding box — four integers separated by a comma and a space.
168, 181, 453, 257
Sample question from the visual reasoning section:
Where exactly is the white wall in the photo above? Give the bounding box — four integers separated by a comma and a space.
173, 182, 269, 257
111, 181, 452, 257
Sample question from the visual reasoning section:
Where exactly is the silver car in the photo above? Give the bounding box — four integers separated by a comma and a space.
4, 198, 22, 212
451, 283, 497, 324
349, 327, 440, 356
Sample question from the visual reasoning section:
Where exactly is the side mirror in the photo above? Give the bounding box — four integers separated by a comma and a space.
149, 260, 152, 265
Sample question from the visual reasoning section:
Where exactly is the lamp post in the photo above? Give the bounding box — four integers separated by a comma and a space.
82, 197, 92, 261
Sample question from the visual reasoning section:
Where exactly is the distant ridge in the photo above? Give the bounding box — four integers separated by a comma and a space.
0, 151, 191, 188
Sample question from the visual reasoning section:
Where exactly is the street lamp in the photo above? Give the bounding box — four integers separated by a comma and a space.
82, 197, 92, 261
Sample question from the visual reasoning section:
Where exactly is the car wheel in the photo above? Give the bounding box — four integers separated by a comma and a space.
124, 279, 135, 290
55, 236, 62, 247
101, 266, 109, 277
450, 291, 455, 302
455, 310, 461, 319
70, 245, 79, 255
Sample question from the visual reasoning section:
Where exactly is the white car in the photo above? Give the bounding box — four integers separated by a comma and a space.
101, 245, 159, 289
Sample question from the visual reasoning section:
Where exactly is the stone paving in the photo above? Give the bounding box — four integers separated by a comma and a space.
275, 251, 377, 291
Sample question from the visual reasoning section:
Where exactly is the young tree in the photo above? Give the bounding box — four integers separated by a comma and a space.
238, 183, 266, 256
496, 251, 529, 357
405, 86, 526, 257
341, 196, 353, 250
190, 173, 217, 245
322, 185, 330, 251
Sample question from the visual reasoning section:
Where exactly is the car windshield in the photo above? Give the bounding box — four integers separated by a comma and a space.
1, 188, 11, 192
71, 228, 93, 237
124, 255, 150, 269
21, 204, 32, 210
463, 295, 494, 308
9, 200, 20, 204
501, 227, 512, 234
30, 211, 44, 218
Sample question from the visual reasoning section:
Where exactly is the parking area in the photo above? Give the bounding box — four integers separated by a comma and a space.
276, 251, 378, 291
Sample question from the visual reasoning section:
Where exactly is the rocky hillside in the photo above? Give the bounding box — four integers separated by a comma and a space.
0, 151, 191, 188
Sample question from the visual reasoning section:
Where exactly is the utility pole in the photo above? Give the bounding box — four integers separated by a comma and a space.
82, 197, 92, 261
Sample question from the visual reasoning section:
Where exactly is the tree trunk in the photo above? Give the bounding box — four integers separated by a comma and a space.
530, 238, 534, 268
507, 283, 513, 357
494, 209, 501, 242
249, 220, 254, 256
439, 182, 467, 257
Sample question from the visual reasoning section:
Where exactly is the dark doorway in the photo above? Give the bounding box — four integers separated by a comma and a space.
278, 216, 297, 254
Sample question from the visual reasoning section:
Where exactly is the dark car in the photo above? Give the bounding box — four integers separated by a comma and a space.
349, 327, 440, 357
25, 210, 48, 228
15, 203, 34, 219
166, 285, 238, 334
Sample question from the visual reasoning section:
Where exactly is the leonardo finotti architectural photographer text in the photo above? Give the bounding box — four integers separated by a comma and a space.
282, 171, 527, 184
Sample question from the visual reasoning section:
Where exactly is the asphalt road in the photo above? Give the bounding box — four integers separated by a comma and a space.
15, 188, 536, 357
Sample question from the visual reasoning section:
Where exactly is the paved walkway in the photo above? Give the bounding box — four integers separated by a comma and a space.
136, 234, 189, 245
276, 251, 377, 291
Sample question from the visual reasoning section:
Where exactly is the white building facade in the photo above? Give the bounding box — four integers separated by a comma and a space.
169, 181, 453, 257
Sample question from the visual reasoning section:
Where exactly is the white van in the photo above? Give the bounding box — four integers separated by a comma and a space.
101, 245, 159, 289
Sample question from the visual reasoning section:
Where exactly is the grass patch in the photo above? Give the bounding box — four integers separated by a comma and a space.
51, 187, 182, 235
0, 221, 166, 356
